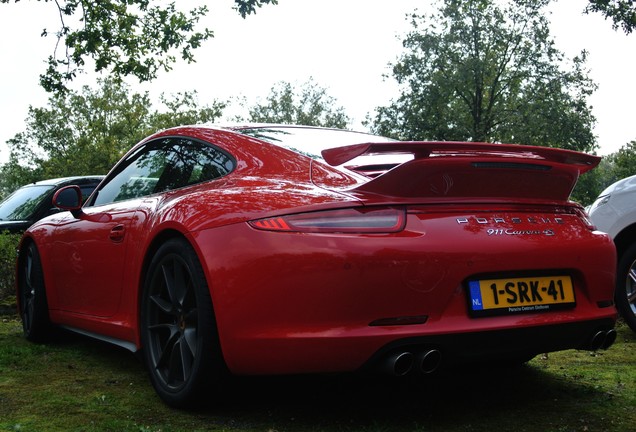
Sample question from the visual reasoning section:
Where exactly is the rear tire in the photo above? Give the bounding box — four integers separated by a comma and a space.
616, 242, 636, 332
140, 237, 225, 407
18, 242, 52, 342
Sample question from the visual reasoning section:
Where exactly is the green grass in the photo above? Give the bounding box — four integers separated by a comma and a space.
1, 314, 635, 432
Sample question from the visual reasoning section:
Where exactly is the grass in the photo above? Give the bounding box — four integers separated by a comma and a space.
1, 313, 635, 432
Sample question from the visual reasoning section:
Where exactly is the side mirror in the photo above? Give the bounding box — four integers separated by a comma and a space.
52, 185, 83, 217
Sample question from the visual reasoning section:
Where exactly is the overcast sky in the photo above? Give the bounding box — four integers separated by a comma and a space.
1, 0, 635, 165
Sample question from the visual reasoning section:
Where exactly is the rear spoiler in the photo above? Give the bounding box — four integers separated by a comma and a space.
319, 141, 600, 201
322, 141, 599, 170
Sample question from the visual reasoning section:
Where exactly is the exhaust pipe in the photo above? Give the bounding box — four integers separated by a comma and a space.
385, 352, 414, 376
588, 329, 617, 351
589, 330, 607, 351
417, 349, 442, 374
602, 329, 617, 349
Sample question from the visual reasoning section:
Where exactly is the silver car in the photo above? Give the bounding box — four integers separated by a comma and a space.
588, 174, 636, 332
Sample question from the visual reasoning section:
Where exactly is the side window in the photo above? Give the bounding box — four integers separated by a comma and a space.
154, 138, 235, 192
90, 138, 234, 207
92, 145, 168, 206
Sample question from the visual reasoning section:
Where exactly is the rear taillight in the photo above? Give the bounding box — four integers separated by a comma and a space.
248, 207, 406, 233
575, 207, 596, 230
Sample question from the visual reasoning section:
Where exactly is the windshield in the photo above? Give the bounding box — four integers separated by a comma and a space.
0, 185, 53, 221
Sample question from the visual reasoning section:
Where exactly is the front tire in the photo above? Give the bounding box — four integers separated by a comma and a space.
18, 242, 52, 342
140, 237, 224, 407
616, 242, 636, 332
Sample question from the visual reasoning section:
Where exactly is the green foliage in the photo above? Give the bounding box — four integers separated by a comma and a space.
0, 155, 41, 201
610, 140, 636, 180
0, 78, 225, 196
234, 0, 279, 18
586, 0, 636, 34
0, 232, 20, 301
148, 91, 225, 132
570, 140, 636, 206
0, 0, 278, 92
369, 0, 598, 154
571, 157, 618, 206
244, 78, 351, 128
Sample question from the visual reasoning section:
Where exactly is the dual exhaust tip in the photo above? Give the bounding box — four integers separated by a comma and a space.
385, 349, 442, 376
384, 328, 616, 376
384, 327, 617, 376
588, 328, 617, 351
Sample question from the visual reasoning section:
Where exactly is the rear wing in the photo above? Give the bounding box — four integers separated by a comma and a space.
320, 141, 600, 201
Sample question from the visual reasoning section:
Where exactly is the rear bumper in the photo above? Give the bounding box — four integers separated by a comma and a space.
212, 310, 617, 375
363, 317, 617, 371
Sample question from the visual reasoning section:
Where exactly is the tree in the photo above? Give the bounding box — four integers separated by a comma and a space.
369, 0, 598, 153
571, 156, 617, 206
1, 0, 278, 92
570, 139, 636, 206
244, 78, 351, 128
0, 154, 41, 200
586, 0, 636, 34
611, 140, 636, 180
1, 78, 225, 194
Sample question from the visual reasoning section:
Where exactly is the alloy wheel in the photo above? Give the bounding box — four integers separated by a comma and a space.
146, 253, 199, 390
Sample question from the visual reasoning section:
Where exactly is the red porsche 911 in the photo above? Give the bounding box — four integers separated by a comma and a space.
17, 125, 617, 407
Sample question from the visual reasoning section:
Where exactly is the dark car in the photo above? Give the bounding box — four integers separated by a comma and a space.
0, 176, 103, 234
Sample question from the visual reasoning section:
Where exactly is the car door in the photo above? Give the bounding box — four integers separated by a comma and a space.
49, 201, 140, 316
50, 142, 175, 317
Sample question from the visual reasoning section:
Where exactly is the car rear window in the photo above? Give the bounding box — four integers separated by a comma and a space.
236, 126, 395, 160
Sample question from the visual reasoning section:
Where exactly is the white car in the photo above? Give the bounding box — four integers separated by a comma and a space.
588, 174, 636, 332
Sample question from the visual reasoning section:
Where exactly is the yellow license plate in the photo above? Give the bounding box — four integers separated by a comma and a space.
467, 276, 576, 317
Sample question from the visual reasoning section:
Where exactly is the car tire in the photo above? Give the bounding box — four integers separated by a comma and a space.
616, 243, 636, 332
140, 237, 225, 407
18, 242, 52, 342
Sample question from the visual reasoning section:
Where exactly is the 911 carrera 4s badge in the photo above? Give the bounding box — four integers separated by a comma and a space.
457, 215, 565, 236
467, 275, 576, 317
486, 228, 555, 236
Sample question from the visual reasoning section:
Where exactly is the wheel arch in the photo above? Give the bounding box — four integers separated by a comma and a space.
613, 222, 636, 260
135, 228, 220, 345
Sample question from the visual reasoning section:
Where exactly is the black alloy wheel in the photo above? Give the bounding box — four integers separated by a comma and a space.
140, 237, 224, 407
616, 243, 636, 332
18, 242, 51, 341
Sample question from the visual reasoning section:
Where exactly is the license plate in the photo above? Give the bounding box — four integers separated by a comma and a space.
467, 275, 576, 317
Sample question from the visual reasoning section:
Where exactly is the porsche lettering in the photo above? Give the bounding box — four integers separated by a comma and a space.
456, 216, 565, 225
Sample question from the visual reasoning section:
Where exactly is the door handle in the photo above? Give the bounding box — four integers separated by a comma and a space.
109, 224, 125, 243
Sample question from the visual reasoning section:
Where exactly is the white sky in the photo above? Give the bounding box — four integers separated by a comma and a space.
1, 0, 635, 165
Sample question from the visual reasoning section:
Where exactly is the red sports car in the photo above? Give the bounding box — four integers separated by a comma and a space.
17, 125, 617, 407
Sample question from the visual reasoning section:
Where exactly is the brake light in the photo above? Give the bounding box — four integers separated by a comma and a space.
575, 207, 596, 230
249, 207, 406, 233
